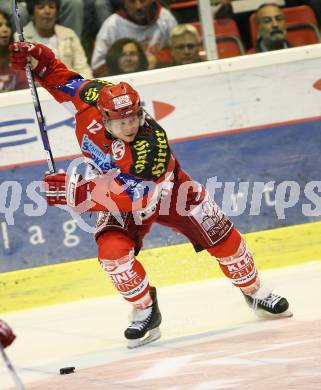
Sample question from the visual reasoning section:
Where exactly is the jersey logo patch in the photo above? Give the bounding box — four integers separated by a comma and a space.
80, 80, 114, 106
81, 135, 116, 172
130, 127, 171, 180
113, 95, 132, 110
112, 139, 126, 160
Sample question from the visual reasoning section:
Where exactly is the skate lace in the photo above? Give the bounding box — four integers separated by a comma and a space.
253, 292, 281, 311
128, 306, 152, 331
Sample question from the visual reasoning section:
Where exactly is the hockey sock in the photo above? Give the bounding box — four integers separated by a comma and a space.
97, 231, 152, 308
208, 228, 260, 295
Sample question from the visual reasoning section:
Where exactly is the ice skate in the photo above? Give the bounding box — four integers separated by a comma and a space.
243, 286, 293, 319
125, 287, 162, 349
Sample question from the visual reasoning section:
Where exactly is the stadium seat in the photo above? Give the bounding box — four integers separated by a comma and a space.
286, 24, 321, 47
192, 18, 242, 38
249, 5, 321, 48
192, 19, 245, 58
216, 36, 245, 58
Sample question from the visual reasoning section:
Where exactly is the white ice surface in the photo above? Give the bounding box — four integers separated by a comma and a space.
1, 260, 321, 389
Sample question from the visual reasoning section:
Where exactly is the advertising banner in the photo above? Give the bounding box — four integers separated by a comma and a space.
1, 46, 321, 271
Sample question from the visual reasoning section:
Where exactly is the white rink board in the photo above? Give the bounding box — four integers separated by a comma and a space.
1, 44, 321, 167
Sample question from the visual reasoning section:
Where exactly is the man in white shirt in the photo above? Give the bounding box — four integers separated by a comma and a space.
91, 0, 177, 72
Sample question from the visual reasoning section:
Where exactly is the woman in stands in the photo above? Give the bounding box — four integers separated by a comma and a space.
94, 38, 149, 77
23, 0, 93, 78
0, 10, 28, 93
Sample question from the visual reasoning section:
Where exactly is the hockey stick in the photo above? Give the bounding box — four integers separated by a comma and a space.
0, 343, 25, 390
11, 0, 56, 173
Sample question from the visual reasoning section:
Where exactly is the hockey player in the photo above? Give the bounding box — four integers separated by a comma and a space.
0, 320, 16, 349
10, 42, 292, 348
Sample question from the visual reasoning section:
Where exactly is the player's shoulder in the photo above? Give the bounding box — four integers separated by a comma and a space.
52, 77, 113, 107
78, 79, 114, 107
77, 106, 105, 136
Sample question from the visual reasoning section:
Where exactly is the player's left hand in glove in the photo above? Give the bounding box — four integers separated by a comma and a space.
9, 41, 55, 78
0, 320, 16, 348
43, 171, 88, 208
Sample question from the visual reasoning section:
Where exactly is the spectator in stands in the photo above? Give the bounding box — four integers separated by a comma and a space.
2, 0, 84, 37
169, 24, 202, 65
248, 3, 291, 53
95, 37, 149, 77
21, 0, 93, 78
0, 9, 28, 92
94, 0, 121, 29
81, 0, 120, 63
91, 0, 177, 73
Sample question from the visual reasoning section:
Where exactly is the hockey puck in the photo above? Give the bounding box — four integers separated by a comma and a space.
59, 367, 75, 375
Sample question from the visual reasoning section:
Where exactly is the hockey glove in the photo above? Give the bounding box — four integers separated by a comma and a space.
0, 320, 16, 348
44, 171, 150, 213
44, 172, 88, 207
9, 42, 55, 78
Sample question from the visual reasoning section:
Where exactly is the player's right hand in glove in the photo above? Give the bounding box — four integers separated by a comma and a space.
9, 42, 55, 78
43, 171, 133, 213
0, 320, 16, 348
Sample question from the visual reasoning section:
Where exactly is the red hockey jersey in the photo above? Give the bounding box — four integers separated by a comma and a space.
38, 59, 176, 212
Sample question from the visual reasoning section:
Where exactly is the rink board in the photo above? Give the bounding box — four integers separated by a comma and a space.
1, 118, 321, 271
1, 45, 321, 271
1, 220, 321, 313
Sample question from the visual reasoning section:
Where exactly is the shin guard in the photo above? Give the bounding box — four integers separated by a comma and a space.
98, 232, 151, 308
208, 230, 260, 295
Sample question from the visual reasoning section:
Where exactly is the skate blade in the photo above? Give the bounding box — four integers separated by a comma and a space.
254, 309, 293, 319
127, 327, 161, 349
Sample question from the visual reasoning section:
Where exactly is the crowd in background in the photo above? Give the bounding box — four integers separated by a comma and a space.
1, 0, 321, 93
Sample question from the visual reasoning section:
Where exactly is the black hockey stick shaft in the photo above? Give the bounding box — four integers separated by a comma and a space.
0, 343, 25, 390
11, 0, 56, 173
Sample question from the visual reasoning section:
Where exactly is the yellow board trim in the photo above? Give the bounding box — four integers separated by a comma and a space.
1, 221, 321, 313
